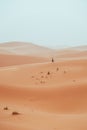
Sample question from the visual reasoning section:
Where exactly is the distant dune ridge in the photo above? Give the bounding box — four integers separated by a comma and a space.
0, 42, 87, 57
0, 41, 87, 130
0, 42, 53, 66
0, 41, 87, 67
0, 41, 55, 57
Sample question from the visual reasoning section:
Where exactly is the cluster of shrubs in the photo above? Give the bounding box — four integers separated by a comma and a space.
3, 107, 20, 115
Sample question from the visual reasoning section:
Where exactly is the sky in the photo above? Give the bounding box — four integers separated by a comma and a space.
0, 0, 87, 48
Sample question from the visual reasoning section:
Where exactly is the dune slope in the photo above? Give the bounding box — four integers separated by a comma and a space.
0, 57, 87, 130
0, 54, 49, 67
0, 42, 55, 57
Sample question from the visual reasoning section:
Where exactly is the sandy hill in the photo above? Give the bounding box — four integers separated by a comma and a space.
0, 41, 87, 59
0, 41, 55, 57
0, 43, 87, 130
71, 45, 87, 50
0, 42, 87, 67
0, 41, 28, 47
55, 45, 87, 59
0, 41, 54, 67
0, 54, 49, 67
0, 58, 87, 130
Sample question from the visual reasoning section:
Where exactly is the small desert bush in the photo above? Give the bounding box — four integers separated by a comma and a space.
47, 71, 50, 75
4, 107, 8, 110
64, 71, 66, 74
56, 68, 59, 71
12, 111, 20, 115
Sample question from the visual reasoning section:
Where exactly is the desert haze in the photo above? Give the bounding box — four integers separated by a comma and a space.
0, 42, 87, 130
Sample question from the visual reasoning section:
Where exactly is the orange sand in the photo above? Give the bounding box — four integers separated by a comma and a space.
0, 54, 49, 67
0, 42, 87, 130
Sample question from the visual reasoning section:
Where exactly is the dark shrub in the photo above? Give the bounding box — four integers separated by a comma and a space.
4, 107, 8, 110
47, 71, 50, 75
56, 68, 59, 71
12, 111, 20, 115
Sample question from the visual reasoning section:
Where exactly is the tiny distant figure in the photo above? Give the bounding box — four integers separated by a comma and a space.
52, 58, 54, 63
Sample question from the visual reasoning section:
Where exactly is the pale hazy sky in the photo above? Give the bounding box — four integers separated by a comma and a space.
0, 0, 87, 48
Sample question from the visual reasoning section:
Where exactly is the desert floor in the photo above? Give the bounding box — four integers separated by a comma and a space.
0, 42, 87, 130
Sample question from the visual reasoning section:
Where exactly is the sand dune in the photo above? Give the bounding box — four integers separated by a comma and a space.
0, 54, 49, 67
71, 45, 87, 50
0, 42, 55, 57
0, 41, 87, 59
0, 42, 87, 130
55, 45, 87, 59
0, 57, 87, 130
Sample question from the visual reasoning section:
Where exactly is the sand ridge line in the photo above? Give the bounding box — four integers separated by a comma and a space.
0, 67, 18, 71
0, 61, 51, 69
